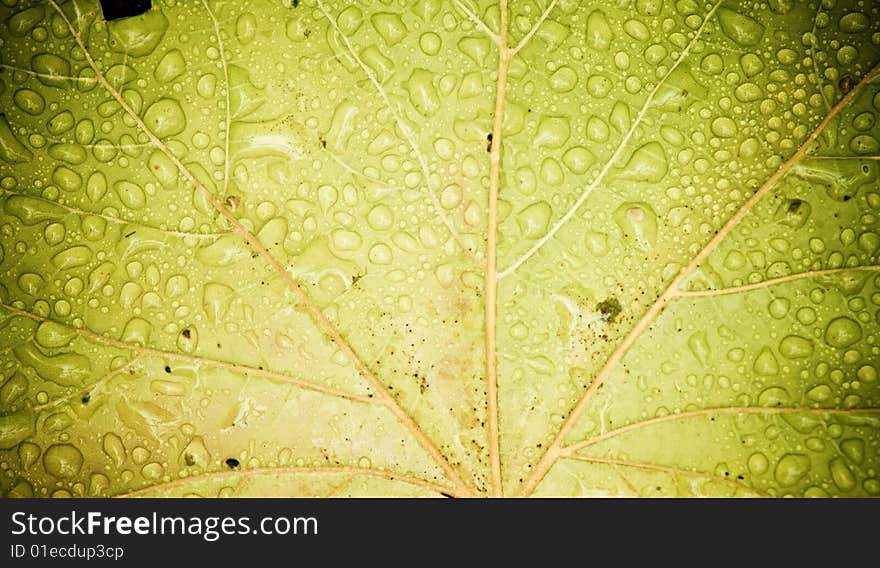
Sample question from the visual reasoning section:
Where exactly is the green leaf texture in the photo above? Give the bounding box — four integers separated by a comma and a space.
1, 0, 879, 497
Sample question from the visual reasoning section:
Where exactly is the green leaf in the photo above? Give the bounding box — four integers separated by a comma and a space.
0, 0, 879, 498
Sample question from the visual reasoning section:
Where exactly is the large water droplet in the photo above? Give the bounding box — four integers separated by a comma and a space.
43, 444, 84, 478
824, 316, 862, 348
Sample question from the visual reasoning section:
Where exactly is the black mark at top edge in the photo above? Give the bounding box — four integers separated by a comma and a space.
99, 0, 152, 21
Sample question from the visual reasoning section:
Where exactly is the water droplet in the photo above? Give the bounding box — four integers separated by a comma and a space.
747, 452, 769, 474
774, 453, 810, 487
80, 215, 107, 242
584, 232, 608, 256
723, 250, 747, 270
850, 134, 879, 155
203, 282, 234, 322
687, 331, 710, 364
857, 365, 877, 383
550, 66, 577, 92
34, 321, 75, 348
5, 195, 65, 225
534, 116, 571, 148
14, 344, 91, 386
43, 444, 83, 478
623, 19, 650, 41
51, 246, 93, 270
739, 53, 764, 78
828, 458, 856, 492
562, 147, 595, 174
824, 316, 862, 348
753, 347, 779, 376
7, 5, 45, 36
325, 102, 359, 149
143, 99, 186, 138
154, 49, 186, 83
331, 229, 362, 251
539, 157, 564, 185
108, 10, 169, 57
0, 413, 35, 450
367, 204, 394, 230
235, 13, 257, 44
142, 462, 164, 480
516, 201, 552, 239
717, 7, 765, 46
711, 116, 738, 138
102, 432, 126, 467
767, 298, 790, 319
48, 143, 87, 165
806, 384, 832, 402
839, 12, 869, 33
197, 235, 251, 267
779, 335, 813, 359
13, 88, 45, 115
841, 438, 865, 464
31, 53, 70, 89
586, 116, 609, 142
614, 202, 657, 250
369, 243, 393, 264
405, 69, 440, 116
44, 412, 74, 433
371, 12, 407, 46
419, 32, 441, 55
0, 373, 28, 407
758, 386, 790, 407
586, 74, 613, 98
197, 73, 217, 98
618, 142, 667, 182
0, 115, 33, 163
458, 36, 491, 65
17, 272, 43, 295
121, 317, 152, 346
181, 437, 210, 468
635, 0, 663, 17
585, 10, 613, 51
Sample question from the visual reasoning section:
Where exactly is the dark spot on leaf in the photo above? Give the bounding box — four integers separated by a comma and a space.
164, 365, 171, 373
596, 297, 622, 322
225, 458, 240, 469
184, 453, 195, 467
786, 199, 802, 216
81, 393, 90, 404
181, 329, 191, 339
99, 0, 151, 21
319, 137, 327, 149
838, 75, 854, 92
124, 231, 136, 238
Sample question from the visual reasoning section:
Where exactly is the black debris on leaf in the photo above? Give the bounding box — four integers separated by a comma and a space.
99, 0, 151, 21
596, 297, 623, 323
225, 458, 240, 469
